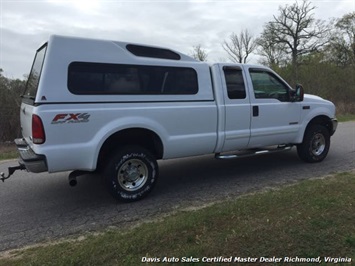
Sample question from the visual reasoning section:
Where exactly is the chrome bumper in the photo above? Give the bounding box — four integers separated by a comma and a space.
15, 138, 48, 173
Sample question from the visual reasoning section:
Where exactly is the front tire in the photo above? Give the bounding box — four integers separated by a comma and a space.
297, 125, 330, 163
104, 146, 158, 202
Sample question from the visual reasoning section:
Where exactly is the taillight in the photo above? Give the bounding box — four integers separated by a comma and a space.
32, 114, 46, 144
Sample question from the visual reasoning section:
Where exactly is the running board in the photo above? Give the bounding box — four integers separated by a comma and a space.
215, 145, 293, 160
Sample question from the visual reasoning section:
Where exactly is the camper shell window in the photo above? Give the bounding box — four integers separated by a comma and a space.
68, 62, 198, 95
126, 44, 181, 60
23, 44, 47, 101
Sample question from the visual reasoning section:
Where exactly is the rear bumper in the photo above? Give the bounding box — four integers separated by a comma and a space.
15, 138, 48, 173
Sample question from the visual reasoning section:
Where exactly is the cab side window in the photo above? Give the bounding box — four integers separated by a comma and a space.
249, 69, 290, 102
223, 67, 246, 99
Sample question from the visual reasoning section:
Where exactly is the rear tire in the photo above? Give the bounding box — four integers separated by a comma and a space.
104, 145, 158, 202
297, 125, 330, 163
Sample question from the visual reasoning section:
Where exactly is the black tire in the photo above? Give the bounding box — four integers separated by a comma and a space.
104, 145, 158, 202
297, 125, 330, 163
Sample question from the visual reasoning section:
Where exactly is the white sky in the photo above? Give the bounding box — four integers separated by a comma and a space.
1, 0, 354, 79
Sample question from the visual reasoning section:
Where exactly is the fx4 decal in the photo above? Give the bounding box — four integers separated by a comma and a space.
51, 113, 90, 124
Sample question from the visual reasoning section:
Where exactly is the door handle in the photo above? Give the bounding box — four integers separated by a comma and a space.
253, 106, 259, 117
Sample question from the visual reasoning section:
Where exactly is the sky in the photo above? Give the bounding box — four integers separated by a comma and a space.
0, 0, 354, 79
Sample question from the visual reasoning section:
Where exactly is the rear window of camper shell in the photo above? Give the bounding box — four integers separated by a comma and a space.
23, 44, 47, 102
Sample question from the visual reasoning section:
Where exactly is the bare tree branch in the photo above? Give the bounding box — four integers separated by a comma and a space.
191, 44, 208, 62
258, 0, 329, 83
222, 29, 257, 63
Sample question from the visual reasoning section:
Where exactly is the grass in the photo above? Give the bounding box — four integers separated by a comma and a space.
0, 172, 354, 266
0, 143, 17, 161
338, 113, 355, 122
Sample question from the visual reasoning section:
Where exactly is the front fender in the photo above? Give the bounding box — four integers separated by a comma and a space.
296, 105, 336, 144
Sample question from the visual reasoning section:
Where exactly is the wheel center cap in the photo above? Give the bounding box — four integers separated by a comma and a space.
126, 167, 138, 181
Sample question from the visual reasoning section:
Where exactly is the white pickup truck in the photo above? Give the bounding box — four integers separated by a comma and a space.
2, 35, 337, 202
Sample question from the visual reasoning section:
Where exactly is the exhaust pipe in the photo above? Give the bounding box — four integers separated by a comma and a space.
68, 172, 78, 187
68, 170, 90, 187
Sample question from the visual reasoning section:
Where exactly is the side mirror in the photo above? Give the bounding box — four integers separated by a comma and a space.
291, 84, 304, 102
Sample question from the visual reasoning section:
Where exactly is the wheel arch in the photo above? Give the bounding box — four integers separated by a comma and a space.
306, 115, 334, 135
297, 115, 333, 144
97, 128, 164, 170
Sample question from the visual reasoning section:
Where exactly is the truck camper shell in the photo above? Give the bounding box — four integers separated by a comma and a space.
29, 35, 214, 105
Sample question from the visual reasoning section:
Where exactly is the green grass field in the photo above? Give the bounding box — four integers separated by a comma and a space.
0, 143, 17, 161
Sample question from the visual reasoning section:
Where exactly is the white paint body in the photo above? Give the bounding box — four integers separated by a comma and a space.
19, 35, 337, 173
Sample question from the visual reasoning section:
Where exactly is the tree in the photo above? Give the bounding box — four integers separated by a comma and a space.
222, 29, 257, 63
191, 44, 208, 61
0, 70, 25, 141
256, 33, 288, 67
326, 12, 355, 66
259, 0, 329, 84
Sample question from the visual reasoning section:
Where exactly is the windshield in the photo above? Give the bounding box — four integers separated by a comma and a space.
23, 44, 47, 100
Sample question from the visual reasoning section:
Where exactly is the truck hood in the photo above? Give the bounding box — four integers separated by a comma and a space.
303, 94, 331, 104
303, 93, 336, 117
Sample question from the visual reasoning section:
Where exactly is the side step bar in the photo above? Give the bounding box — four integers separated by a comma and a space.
215, 145, 293, 160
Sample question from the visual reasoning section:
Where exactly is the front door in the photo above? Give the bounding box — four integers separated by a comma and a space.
246, 68, 301, 148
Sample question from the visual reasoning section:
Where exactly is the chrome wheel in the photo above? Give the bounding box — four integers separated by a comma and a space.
105, 146, 158, 202
311, 133, 326, 156
117, 159, 148, 191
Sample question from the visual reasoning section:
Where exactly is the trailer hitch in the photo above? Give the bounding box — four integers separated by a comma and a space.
0, 164, 26, 182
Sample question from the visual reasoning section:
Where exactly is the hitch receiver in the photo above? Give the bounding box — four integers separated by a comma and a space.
0, 164, 26, 182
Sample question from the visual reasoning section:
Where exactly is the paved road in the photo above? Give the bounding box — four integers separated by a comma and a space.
0, 122, 354, 252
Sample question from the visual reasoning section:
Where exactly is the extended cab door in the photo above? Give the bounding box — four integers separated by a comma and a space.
246, 67, 301, 147
220, 65, 251, 152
